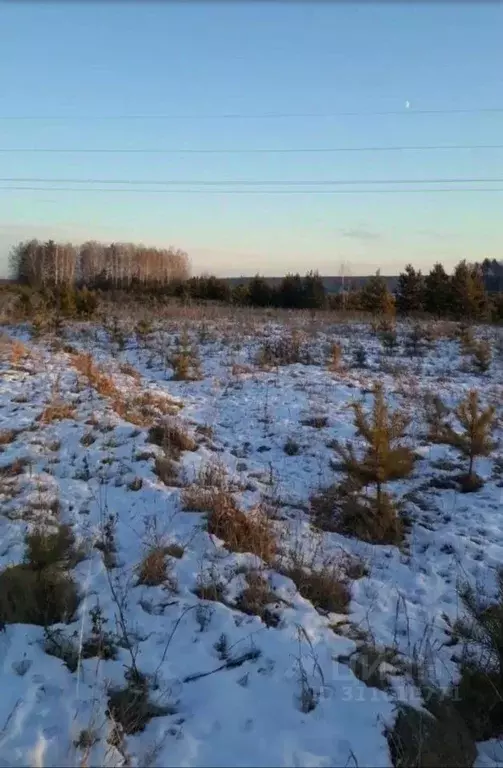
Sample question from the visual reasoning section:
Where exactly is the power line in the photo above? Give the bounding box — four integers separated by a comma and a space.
0, 143, 502, 155
1, 177, 503, 186
0, 107, 502, 120
0, 185, 502, 195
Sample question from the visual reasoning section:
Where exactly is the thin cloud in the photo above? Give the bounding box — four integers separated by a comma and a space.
417, 230, 456, 241
340, 228, 381, 241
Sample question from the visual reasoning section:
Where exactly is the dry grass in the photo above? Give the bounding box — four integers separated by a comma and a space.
387, 699, 476, 768
154, 456, 182, 487
26, 524, 83, 570
181, 459, 232, 512
340, 493, 405, 545
80, 431, 96, 446
0, 525, 82, 627
10, 339, 30, 367
256, 331, 313, 367
182, 485, 231, 513
119, 362, 142, 383
311, 483, 405, 545
194, 572, 228, 603
0, 565, 80, 626
0, 456, 29, 479
207, 501, 276, 563
234, 570, 280, 627
136, 546, 177, 589
37, 401, 77, 424
300, 415, 328, 429
148, 421, 197, 458
72, 352, 120, 398
165, 542, 184, 559
72, 351, 180, 427
282, 558, 351, 614
128, 476, 143, 491
326, 340, 343, 371
115, 391, 182, 427
0, 429, 18, 445
448, 571, 503, 741
108, 670, 174, 735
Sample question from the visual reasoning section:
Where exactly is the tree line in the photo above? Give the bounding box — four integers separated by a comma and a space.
9, 239, 190, 289
7, 238, 503, 322
181, 261, 503, 322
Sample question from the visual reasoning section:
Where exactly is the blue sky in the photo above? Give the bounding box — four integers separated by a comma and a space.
0, 1, 502, 276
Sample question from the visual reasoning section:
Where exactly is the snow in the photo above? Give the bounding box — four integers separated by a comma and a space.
0, 316, 502, 766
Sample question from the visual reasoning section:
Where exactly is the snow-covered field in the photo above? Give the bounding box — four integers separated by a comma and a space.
0, 309, 502, 767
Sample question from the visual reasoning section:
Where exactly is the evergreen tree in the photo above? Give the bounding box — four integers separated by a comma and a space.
424, 262, 452, 316
427, 389, 496, 492
395, 264, 424, 315
359, 274, 395, 315
231, 284, 249, 306
334, 385, 415, 543
278, 273, 304, 309
247, 274, 273, 307
302, 271, 327, 309
450, 260, 489, 321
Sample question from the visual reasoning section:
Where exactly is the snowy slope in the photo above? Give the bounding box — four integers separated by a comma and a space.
0, 317, 502, 767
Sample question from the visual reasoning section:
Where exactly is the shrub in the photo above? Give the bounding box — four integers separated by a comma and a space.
387, 700, 476, 768
108, 669, 173, 735
74, 288, 98, 318
301, 415, 328, 429
284, 437, 300, 456
352, 344, 367, 368
257, 332, 312, 367
0, 565, 80, 625
450, 571, 503, 741
26, 524, 81, 570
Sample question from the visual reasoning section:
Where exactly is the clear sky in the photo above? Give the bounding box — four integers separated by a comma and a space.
0, 1, 502, 277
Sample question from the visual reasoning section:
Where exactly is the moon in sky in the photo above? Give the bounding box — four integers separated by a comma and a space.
405, 100, 410, 109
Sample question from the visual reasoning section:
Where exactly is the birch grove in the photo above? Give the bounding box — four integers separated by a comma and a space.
9, 240, 190, 289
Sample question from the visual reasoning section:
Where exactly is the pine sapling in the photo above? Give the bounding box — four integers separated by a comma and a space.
471, 340, 492, 374
327, 341, 343, 371
380, 328, 399, 355
352, 344, 367, 368
405, 325, 425, 358
334, 384, 415, 543
430, 389, 496, 492
170, 328, 202, 381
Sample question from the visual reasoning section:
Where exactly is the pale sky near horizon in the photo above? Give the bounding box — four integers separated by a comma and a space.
0, 2, 502, 277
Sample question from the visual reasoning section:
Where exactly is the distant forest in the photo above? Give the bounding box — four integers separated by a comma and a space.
5, 238, 503, 322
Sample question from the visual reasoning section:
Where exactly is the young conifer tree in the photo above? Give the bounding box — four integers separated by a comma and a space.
427, 389, 496, 492
334, 384, 415, 543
